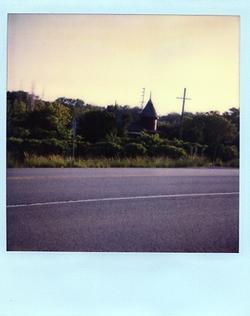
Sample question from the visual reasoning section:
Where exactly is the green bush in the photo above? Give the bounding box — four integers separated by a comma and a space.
75, 140, 90, 156
123, 143, 147, 157
218, 145, 238, 162
40, 138, 68, 155
150, 144, 187, 159
179, 142, 206, 156
23, 139, 43, 154
87, 142, 121, 157
21, 138, 68, 155
7, 137, 23, 150
7, 137, 24, 159
205, 144, 238, 161
139, 131, 163, 147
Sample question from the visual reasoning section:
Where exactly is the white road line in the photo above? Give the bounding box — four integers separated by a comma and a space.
7, 192, 239, 209
7, 173, 239, 180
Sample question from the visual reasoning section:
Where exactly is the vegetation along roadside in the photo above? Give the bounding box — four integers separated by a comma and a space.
7, 91, 239, 168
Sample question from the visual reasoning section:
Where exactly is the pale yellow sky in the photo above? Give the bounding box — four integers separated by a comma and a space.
7, 14, 239, 115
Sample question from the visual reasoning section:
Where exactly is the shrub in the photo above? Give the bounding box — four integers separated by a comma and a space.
23, 139, 42, 154
218, 145, 238, 162
22, 138, 68, 155
87, 142, 121, 157
7, 137, 25, 160
123, 143, 147, 157
40, 138, 68, 155
75, 141, 90, 156
7, 137, 23, 151
150, 144, 187, 159
205, 144, 238, 161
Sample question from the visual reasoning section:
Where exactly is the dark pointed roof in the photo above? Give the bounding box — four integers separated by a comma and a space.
141, 98, 158, 119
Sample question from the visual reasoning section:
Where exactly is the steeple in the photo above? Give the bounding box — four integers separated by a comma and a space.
140, 95, 158, 131
141, 97, 158, 119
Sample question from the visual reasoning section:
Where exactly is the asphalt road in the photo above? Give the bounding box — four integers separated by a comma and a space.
7, 168, 239, 252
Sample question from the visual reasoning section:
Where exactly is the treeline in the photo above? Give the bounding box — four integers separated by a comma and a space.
7, 91, 239, 166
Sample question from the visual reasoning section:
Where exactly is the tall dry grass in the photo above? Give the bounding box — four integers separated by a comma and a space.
7, 153, 215, 168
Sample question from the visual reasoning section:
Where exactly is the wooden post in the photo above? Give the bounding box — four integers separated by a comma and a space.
176, 88, 191, 139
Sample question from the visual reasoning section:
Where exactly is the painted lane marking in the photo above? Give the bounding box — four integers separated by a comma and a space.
7, 174, 239, 181
7, 192, 239, 209
7, 172, 239, 181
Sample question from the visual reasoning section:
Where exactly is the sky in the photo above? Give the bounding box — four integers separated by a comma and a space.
7, 14, 239, 115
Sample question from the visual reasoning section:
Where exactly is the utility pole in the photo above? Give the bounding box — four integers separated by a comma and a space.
30, 81, 36, 111
176, 88, 191, 139
72, 111, 77, 165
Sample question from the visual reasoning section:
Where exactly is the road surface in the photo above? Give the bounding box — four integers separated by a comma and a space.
7, 168, 239, 252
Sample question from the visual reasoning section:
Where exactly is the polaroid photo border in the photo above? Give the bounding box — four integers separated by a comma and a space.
0, 1, 250, 316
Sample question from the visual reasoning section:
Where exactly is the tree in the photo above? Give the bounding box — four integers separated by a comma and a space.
7, 99, 29, 138
203, 113, 236, 145
182, 115, 207, 143
77, 110, 117, 142
25, 102, 72, 140
55, 97, 85, 108
182, 112, 237, 160
223, 107, 239, 149
203, 113, 237, 160
223, 107, 239, 130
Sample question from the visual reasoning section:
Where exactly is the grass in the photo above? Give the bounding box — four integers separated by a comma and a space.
7, 153, 230, 168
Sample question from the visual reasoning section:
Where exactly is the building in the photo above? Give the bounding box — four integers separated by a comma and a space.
140, 97, 158, 132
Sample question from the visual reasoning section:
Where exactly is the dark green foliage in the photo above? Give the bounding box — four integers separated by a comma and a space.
205, 144, 238, 162
74, 138, 90, 157
119, 112, 133, 136
25, 103, 72, 140
182, 116, 206, 143
151, 144, 187, 159
107, 104, 140, 122
158, 112, 194, 140
182, 113, 236, 145
7, 91, 239, 165
123, 143, 147, 157
7, 99, 28, 138
181, 142, 207, 156
7, 91, 72, 141
203, 113, 236, 145
87, 142, 121, 158
157, 124, 179, 140
223, 108, 239, 130
8, 137, 69, 156
77, 110, 117, 142
7, 91, 32, 109
55, 97, 85, 108
7, 137, 25, 160
182, 112, 237, 160
159, 112, 181, 125
219, 145, 238, 162
223, 107, 239, 149
24, 138, 68, 155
